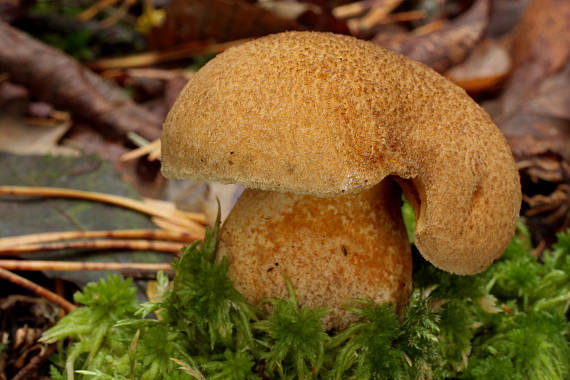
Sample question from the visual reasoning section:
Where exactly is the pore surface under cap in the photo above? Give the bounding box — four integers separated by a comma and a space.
161, 31, 521, 274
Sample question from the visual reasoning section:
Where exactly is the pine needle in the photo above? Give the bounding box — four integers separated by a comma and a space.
0, 239, 184, 256
0, 267, 75, 312
151, 217, 198, 234
0, 229, 197, 248
87, 39, 250, 70
0, 186, 207, 236
77, 0, 120, 21
120, 139, 161, 162
0, 259, 171, 272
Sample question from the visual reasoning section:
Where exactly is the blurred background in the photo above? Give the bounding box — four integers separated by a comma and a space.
0, 0, 568, 377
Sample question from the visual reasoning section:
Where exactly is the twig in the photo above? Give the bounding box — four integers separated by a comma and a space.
359, 0, 403, 29
413, 19, 446, 35
375, 10, 426, 25
120, 139, 161, 162
77, 0, 120, 21
0, 239, 184, 256
0, 260, 172, 272
88, 39, 250, 70
148, 145, 161, 161
0, 21, 161, 141
101, 0, 136, 27
0, 268, 75, 312
333, 0, 380, 19
0, 229, 197, 248
346, 10, 427, 35
127, 68, 195, 80
0, 186, 207, 236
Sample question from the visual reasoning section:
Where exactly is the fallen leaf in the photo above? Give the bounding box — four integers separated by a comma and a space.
483, 0, 570, 246
509, 0, 570, 86
484, 0, 570, 159
485, 0, 530, 38
446, 39, 511, 93
0, 113, 77, 156
373, 0, 490, 72
522, 67, 570, 121
490, 51, 570, 162
147, 0, 303, 49
63, 123, 166, 199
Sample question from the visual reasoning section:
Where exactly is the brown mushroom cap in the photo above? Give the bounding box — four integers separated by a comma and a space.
161, 31, 521, 274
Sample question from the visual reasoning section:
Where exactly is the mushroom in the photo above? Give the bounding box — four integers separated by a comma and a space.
161, 31, 521, 329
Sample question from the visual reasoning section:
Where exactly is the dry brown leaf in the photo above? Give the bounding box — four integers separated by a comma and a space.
147, 0, 303, 49
482, 0, 570, 246
492, 58, 570, 163
485, 0, 530, 38
522, 68, 570, 121
509, 0, 570, 86
487, 0, 570, 160
445, 39, 511, 93
373, 0, 490, 72
515, 154, 570, 245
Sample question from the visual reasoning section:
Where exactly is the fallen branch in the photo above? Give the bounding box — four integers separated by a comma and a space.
0, 186, 207, 236
0, 260, 172, 272
0, 229, 197, 248
0, 268, 75, 312
0, 239, 184, 256
0, 20, 161, 141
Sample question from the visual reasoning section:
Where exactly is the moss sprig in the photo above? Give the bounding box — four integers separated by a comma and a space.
42, 208, 570, 380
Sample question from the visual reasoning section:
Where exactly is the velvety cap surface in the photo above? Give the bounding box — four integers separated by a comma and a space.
161, 31, 521, 274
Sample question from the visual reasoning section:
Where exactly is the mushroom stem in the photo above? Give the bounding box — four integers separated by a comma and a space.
217, 179, 412, 330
